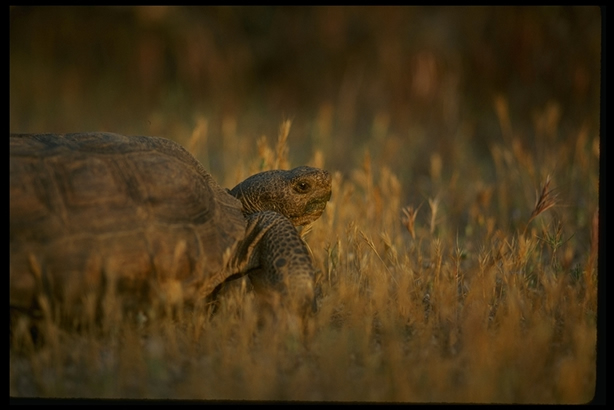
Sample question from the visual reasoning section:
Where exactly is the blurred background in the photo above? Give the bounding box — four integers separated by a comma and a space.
9, 6, 601, 198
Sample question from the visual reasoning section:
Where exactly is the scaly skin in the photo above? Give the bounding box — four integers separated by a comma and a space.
231, 211, 317, 314
228, 167, 331, 313
229, 166, 332, 227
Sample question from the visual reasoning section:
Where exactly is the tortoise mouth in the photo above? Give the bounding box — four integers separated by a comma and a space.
290, 196, 330, 226
306, 199, 328, 215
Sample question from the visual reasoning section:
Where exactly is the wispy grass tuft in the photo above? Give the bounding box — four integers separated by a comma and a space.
525, 174, 559, 234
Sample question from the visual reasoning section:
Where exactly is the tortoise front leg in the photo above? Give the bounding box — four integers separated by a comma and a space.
237, 211, 316, 316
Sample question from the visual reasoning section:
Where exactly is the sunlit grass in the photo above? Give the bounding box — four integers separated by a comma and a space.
10, 105, 598, 403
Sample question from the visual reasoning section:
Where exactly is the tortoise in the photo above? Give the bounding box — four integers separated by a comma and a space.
9, 132, 332, 323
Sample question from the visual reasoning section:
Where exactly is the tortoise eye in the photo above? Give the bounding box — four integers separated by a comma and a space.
295, 181, 311, 193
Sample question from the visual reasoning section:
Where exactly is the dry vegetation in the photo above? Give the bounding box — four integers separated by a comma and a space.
10, 6, 600, 404
10, 115, 598, 403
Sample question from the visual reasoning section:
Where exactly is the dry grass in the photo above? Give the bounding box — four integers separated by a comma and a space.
10, 108, 599, 403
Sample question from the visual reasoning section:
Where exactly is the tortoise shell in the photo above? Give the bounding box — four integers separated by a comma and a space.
10, 132, 247, 314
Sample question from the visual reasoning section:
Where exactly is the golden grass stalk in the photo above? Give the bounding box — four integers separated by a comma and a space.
428, 196, 440, 235
274, 119, 291, 170
402, 204, 421, 240
186, 116, 208, 158
256, 135, 275, 171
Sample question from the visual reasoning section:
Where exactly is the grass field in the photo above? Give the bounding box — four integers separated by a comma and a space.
10, 6, 601, 403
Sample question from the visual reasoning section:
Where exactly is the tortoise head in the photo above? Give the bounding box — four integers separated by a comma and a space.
229, 166, 332, 226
